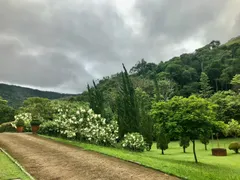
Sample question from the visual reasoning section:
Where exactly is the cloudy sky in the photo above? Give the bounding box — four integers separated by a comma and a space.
0, 0, 240, 93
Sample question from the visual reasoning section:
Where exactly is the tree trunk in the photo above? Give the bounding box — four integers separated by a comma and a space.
235, 149, 239, 154
192, 140, 198, 163
205, 144, 207, 151
161, 149, 164, 155
183, 147, 186, 153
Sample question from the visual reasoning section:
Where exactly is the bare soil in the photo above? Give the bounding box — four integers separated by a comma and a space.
0, 133, 178, 180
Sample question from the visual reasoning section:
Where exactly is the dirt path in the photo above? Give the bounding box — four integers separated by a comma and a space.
0, 133, 178, 180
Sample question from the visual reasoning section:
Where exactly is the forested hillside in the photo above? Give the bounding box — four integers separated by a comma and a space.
0, 84, 74, 108
72, 37, 240, 102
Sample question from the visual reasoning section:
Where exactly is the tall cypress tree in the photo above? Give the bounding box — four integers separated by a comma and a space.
117, 64, 140, 139
87, 80, 104, 116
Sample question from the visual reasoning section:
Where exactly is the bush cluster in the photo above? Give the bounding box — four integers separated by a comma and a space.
49, 106, 119, 146
121, 132, 146, 152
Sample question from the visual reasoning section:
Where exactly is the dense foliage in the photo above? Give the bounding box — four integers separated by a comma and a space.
226, 119, 240, 138
0, 97, 15, 124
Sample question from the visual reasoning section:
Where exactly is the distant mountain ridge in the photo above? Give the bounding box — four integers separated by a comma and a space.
0, 83, 76, 108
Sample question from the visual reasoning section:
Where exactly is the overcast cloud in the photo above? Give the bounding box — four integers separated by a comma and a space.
0, 0, 239, 93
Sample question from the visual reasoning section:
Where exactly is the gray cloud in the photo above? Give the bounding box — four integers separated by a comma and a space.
0, 0, 240, 93
136, 0, 226, 41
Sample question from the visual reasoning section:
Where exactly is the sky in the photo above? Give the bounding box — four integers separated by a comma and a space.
0, 0, 240, 94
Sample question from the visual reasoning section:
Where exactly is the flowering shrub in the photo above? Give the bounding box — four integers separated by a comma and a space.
121, 133, 146, 152
12, 113, 32, 131
53, 104, 118, 146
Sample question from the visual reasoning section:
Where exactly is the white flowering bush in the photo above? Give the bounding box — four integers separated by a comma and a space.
12, 113, 32, 131
53, 104, 118, 146
121, 133, 146, 152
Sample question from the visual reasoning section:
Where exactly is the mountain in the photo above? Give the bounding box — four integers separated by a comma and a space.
72, 36, 240, 102
0, 83, 75, 108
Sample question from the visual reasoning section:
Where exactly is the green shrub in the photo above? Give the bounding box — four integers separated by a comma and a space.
30, 120, 41, 126
228, 142, 240, 153
16, 119, 25, 127
0, 122, 16, 133
39, 121, 59, 136
121, 133, 146, 152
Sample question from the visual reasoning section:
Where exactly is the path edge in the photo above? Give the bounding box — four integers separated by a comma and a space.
0, 147, 35, 180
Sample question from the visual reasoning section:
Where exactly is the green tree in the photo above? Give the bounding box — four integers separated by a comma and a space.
199, 72, 212, 98
0, 97, 15, 124
175, 96, 216, 162
199, 132, 210, 150
130, 59, 156, 76
153, 74, 161, 101
226, 119, 240, 138
210, 90, 240, 123
231, 74, 240, 93
117, 64, 140, 139
151, 95, 217, 163
179, 136, 190, 153
87, 80, 104, 116
18, 97, 51, 121
135, 88, 153, 150
156, 78, 176, 101
156, 125, 170, 155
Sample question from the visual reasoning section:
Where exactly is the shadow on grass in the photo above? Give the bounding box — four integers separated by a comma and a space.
142, 153, 230, 168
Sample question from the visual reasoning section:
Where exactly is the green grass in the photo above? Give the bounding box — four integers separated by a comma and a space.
42, 136, 240, 180
0, 151, 31, 180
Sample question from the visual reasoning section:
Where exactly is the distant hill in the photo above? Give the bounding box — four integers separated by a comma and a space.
0, 83, 76, 108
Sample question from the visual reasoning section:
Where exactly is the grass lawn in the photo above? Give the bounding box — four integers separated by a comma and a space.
42, 136, 240, 180
0, 151, 31, 180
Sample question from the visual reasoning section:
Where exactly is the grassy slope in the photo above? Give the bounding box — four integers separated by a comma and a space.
43, 136, 240, 180
0, 152, 31, 180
